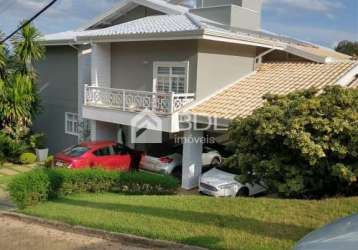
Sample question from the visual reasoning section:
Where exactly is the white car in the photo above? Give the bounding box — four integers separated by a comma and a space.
199, 168, 266, 197
140, 145, 222, 175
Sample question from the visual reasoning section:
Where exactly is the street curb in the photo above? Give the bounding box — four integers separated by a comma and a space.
0, 211, 207, 250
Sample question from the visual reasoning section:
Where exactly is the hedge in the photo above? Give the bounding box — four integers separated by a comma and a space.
9, 168, 179, 208
116, 171, 179, 195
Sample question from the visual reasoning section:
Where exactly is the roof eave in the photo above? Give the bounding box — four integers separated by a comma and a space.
285, 45, 327, 63
76, 29, 205, 43
203, 29, 287, 49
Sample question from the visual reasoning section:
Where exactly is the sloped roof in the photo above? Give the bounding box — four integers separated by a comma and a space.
41, 31, 77, 44
287, 44, 352, 63
39, 0, 353, 63
77, 14, 200, 39
189, 62, 358, 120
81, 0, 189, 30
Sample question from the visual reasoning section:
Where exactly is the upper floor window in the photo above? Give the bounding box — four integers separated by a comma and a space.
153, 62, 189, 94
65, 112, 79, 136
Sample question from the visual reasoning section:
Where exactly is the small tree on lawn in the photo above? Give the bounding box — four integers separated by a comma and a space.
227, 86, 358, 198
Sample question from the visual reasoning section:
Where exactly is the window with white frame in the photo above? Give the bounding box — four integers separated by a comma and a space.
153, 62, 189, 93
65, 112, 79, 136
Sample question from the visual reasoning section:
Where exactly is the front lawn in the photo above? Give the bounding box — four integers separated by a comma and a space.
22, 193, 358, 250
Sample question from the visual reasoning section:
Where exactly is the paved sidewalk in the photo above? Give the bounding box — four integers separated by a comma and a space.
0, 216, 156, 250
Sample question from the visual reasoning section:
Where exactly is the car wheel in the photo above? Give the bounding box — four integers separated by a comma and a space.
237, 187, 249, 197
210, 157, 221, 168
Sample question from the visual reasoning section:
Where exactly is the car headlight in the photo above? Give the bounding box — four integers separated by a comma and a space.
218, 183, 237, 190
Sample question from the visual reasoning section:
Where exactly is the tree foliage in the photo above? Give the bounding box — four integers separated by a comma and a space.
227, 86, 358, 198
335, 40, 358, 58
0, 22, 44, 161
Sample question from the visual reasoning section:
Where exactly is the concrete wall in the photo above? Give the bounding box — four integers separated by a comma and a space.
111, 39, 256, 101
230, 5, 261, 31
195, 40, 256, 100
92, 43, 111, 87
191, 0, 262, 30
34, 46, 79, 154
196, 0, 241, 8
111, 40, 198, 92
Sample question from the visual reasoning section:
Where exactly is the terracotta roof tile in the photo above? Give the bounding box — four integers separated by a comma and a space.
190, 62, 358, 120
349, 77, 358, 88
291, 44, 352, 61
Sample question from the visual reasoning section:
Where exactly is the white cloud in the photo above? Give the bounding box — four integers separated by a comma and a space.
263, 0, 344, 13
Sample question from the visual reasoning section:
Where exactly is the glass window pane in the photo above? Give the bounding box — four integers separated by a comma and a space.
158, 67, 170, 75
172, 67, 185, 75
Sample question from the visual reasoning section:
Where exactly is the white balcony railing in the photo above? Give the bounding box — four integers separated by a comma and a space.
84, 85, 195, 115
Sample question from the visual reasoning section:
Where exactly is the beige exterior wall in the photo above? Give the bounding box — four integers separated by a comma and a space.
195, 40, 256, 100
111, 40, 198, 92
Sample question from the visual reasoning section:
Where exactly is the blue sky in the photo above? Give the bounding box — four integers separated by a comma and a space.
0, 0, 357, 48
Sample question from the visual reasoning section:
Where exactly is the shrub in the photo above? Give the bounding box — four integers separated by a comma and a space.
0, 132, 29, 162
9, 169, 179, 208
19, 152, 37, 164
48, 168, 121, 197
116, 171, 179, 195
44, 155, 54, 168
227, 86, 358, 198
8, 169, 50, 209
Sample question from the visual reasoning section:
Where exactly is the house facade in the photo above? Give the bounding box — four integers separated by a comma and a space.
35, 0, 358, 189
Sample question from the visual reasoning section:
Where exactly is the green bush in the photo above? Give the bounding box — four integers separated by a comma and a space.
44, 155, 54, 168
9, 168, 179, 208
8, 169, 51, 209
48, 168, 121, 198
228, 86, 358, 198
0, 131, 29, 162
116, 171, 179, 195
19, 152, 37, 164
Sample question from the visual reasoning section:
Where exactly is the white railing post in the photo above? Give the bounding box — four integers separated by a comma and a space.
122, 90, 126, 112
83, 85, 195, 115
84, 84, 88, 105
169, 92, 175, 114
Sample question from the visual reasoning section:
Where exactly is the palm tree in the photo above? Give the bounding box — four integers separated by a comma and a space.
0, 22, 43, 136
12, 21, 45, 76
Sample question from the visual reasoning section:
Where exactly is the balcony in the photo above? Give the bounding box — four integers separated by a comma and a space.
84, 85, 195, 115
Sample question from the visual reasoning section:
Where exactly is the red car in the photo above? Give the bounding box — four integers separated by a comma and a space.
55, 141, 142, 171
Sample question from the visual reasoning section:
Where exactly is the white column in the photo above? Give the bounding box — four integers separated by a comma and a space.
78, 46, 92, 142
91, 43, 111, 88
181, 129, 203, 190
90, 120, 117, 141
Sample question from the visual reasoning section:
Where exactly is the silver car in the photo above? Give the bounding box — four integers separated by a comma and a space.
294, 214, 358, 250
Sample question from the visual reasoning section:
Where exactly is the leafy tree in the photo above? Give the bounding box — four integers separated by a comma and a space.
335, 40, 358, 58
0, 22, 44, 159
227, 86, 358, 198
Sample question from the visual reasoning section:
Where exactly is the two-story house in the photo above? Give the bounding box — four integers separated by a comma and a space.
36, 0, 358, 189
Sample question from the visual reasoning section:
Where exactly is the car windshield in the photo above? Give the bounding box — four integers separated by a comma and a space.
63, 146, 89, 157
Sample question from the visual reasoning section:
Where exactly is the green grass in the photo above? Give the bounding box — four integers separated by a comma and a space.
0, 163, 36, 188
22, 193, 358, 250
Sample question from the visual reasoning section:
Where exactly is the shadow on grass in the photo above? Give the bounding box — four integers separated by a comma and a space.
57, 197, 312, 241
